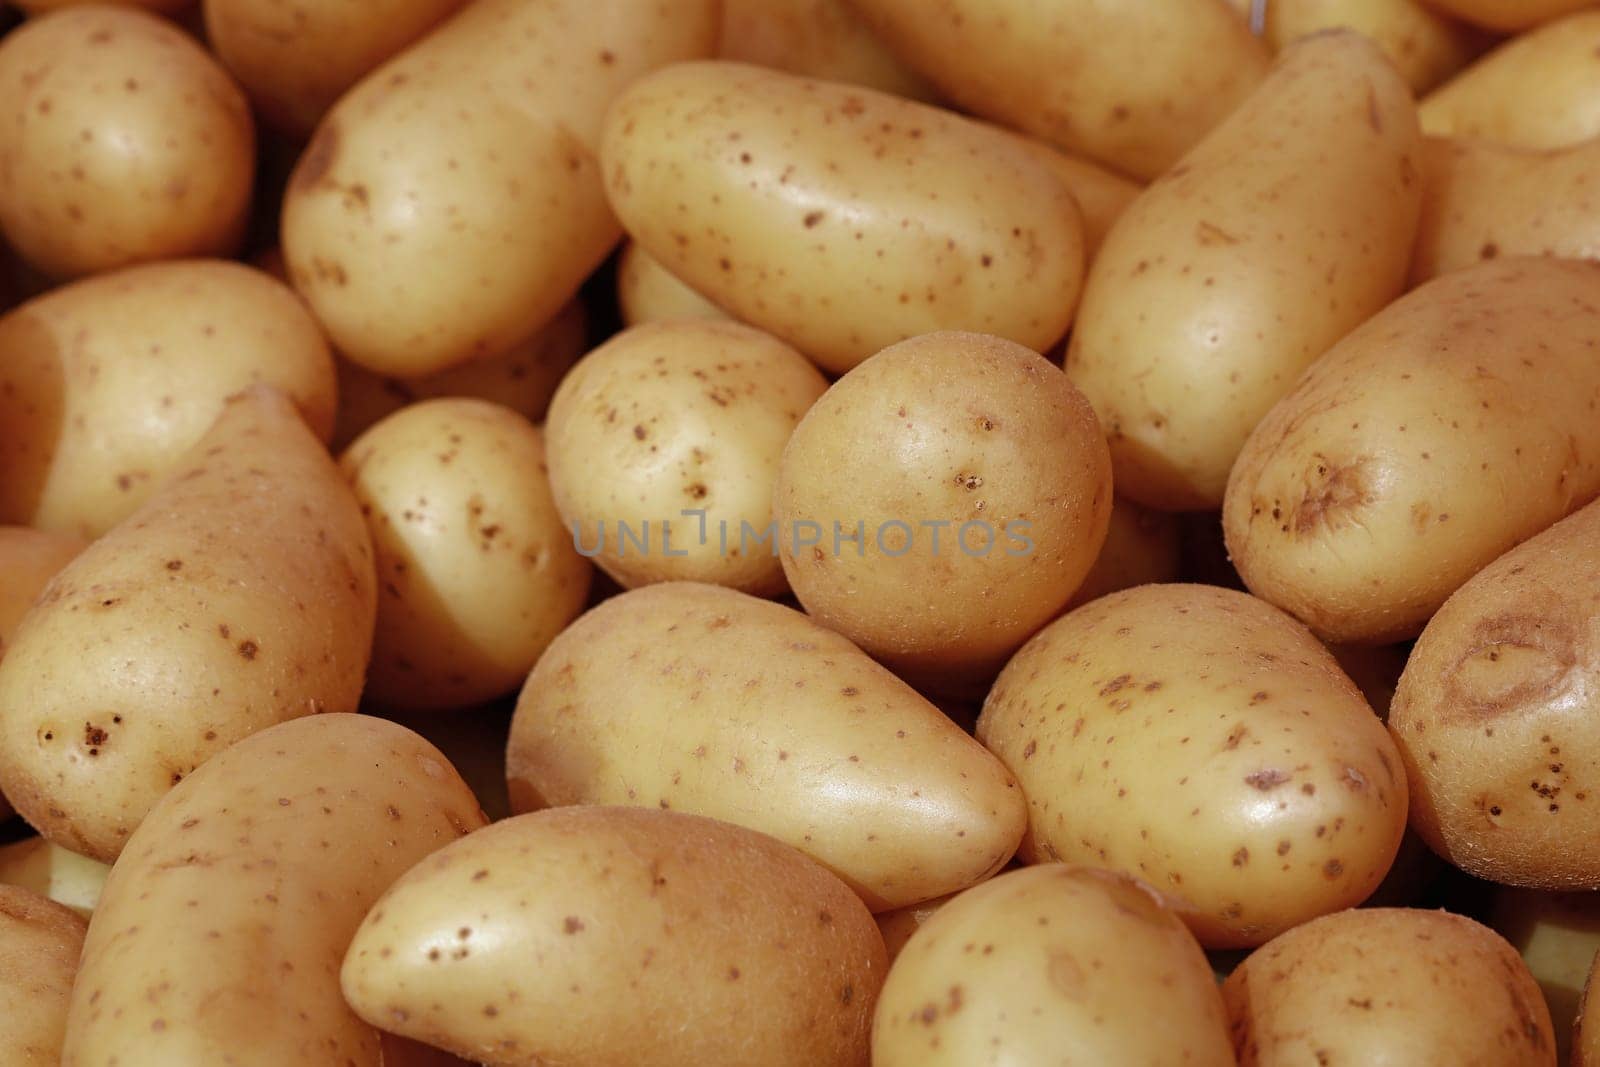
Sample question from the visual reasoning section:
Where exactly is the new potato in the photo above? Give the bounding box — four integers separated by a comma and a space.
720, 0, 938, 102
0, 526, 86, 657
615, 241, 729, 327
0, 885, 87, 1067
1262, 0, 1483, 94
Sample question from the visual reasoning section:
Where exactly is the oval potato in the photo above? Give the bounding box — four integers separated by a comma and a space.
719, 0, 938, 102
0, 884, 86, 1066
1264, 0, 1484, 94
615, 241, 728, 327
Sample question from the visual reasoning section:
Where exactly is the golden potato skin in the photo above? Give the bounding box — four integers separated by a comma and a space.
0, 526, 86, 658
61, 714, 486, 1067
1066, 31, 1423, 511
615, 241, 728, 327
342, 806, 885, 1067
873, 866, 1233, 1066
1225, 257, 1600, 645
1224, 908, 1556, 1066
777, 331, 1111, 696
507, 582, 1025, 911
601, 63, 1086, 375
0, 388, 376, 861
720, 0, 938, 102
1015, 139, 1142, 262
0, 884, 87, 1067
978, 584, 1407, 948
0, 7, 253, 280
1066, 496, 1182, 609
1264, 0, 1483, 94
1419, 0, 1593, 34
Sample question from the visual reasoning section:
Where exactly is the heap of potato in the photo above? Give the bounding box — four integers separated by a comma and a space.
2, 0, 1600, 1064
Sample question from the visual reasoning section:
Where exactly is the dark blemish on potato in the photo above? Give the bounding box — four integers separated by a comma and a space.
1023, 739, 1038, 759
84, 723, 108, 749
1249, 690, 1269, 705
1480, 242, 1499, 260
803, 211, 824, 228
1341, 767, 1367, 791
1349, 997, 1373, 1010
633, 425, 647, 440
1232, 847, 1249, 867
1223, 724, 1249, 750
598, 49, 615, 65
1292, 456, 1375, 536
564, 916, 585, 934
237, 640, 259, 661
293, 122, 340, 192
1277, 840, 1292, 856
1245, 769, 1290, 791
165, 560, 183, 572
1099, 674, 1132, 697
1443, 611, 1579, 721
218, 624, 231, 640
1323, 859, 1344, 879
1366, 85, 1382, 133
1196, 221, 1240, 246
727, 966, 741, 980
955, 472, 983, 490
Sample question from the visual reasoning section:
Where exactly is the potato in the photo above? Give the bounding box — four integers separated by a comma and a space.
615, 241, 729, 327
282, 0, 717, 378
0, 6, 253, 280
720, 0, 938, 102
874, 892, 957, 964
341, 399, 590, 711
0, 259, 336, 538
1581, 953, 1600, 1066
1223, 908, 1556, 1065
873, 865, 1233, 1066
978, 584, 1407, 948
1012, 138, 1143, 262
1264, 0, 1484, 94
601, 62, 1086, 375
1490, 888, 1600, 1063
0, 884, 86, 1066
1421, 12, 1600, 150
0, 388, 376, 861
1418, 0, 1593, 34
1066, 496, 1182, 609
506, 582, 1025, 911
1066, 31, 1423, 511
61, 713, 486, 1065
341, 806, 885, 1067
545, 321, 827, 595
0, 836, 108, 917
776, 331, 1111, 695
850, 0, 1267, 181
204, 0, 468, 136
1224, 257, 1600, 644
0, 526, 86, 657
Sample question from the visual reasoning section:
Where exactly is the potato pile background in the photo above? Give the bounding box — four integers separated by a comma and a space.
2, 0, 1600, 1065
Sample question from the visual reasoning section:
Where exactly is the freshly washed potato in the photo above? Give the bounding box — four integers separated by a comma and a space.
506, 582, 1025, 911
545, 321, 827, 595
1264, 0, 1483, 94
0, 836, 108, 917
777, 331, 1112, 695
873, 865, 1233, 1066
615, 241, 729, 327
342, 399, 590, 711
1418, 0, 1593, 34
0, 6, 253, 280
1580, 953, 1600, 1066
1225, 257, 1600, 644
978, 584, 1407, 948
875, 892, 957, 963
850, 0, 1267, 181
0, 388, 376, 861
1490, 888, 1600, 1063
0, 885, 86, 1067
1066, 31, 1423, 510
0, 259, 336, 538
601, 62, 1086, 375
1066, 496, 1182, 609
282, 0, 717, 378
342, 806, 885, 1067
0, 526, 86, 657
62, 714, 486, 1066
720, 0, 938, 102
1223, 908, 1556, 1065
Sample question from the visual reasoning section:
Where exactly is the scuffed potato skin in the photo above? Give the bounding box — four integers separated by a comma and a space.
0, 884, 87, 1067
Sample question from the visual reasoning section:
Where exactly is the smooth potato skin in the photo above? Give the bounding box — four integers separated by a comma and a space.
1016, 140, 1142, 262
61, 714, 486, 1067
1224, 257, 1600, 645
0, 526, 86, 657
720, 0, 938, 102
1419, 0, 1593, 34
615, 241, 728, 327
1264, 0, 1483, 94
0, 884, 86, 1066
342, 807, 885, 1067
1224, 908, 1555, 1066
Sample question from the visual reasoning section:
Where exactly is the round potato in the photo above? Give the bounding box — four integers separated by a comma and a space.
1418, 0, 1593, 34
1264, 0, 1484, 94
615, 241, 729, 327
0, 884, 86, 1067
1066, 496, 1182, 609
720, 0, 938, 102
0, 526, 86, 658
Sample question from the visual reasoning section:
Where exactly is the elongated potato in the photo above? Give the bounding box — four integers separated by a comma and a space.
0, 885, 86, 1067
1418, 0, 1593, 34
1264, 0, 1483, 94
0, 388, 376, 861
507, 582, 1025, 911
1016, 140, 1143, 262
342, 806, 884, 1067
0, 836, 108, 917
601, 62, 1086, 375
0, 526, 86, 658
61, 714, 485, 1066
1066, 31, 1423, 510
615, 241, 729, 327
720, 0, 938, 102
1066, 496, 1182, 609
282, 0, 717, 378
1225, 257, 1600, 644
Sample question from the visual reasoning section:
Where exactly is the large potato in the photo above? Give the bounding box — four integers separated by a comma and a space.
0, 6, 253, 280
1066, 31, 1423, 510
0, 526, 85, 657
601, 62, 1086, 375
1223, 908, 1556, 1065
342, 806, 885, 1067
61, 714, 486, 1066
720, 0, 937, 102
282, 0, 717, 378
0, 388, 376, 861
506, 582, 1025, 911
873, 865, 1233, 1066
1224, 257, 1600, 644
1264, 0, 1483, 94
615, 241, 729, 327
1418, 0, 1593, 34
0, 259, 336, 538
0, 885, 86, 1066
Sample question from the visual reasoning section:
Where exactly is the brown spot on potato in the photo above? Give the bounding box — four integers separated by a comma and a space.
1292, 456, 1375, 536
563, 916, 585, 934
237, 640, 259, 661
293, 123, 339, 191
1443, 610, 1579, 721
1323, 858, 1344, 879
1245, 769, 1290, 790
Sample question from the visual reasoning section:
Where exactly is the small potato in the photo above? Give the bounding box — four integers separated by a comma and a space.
1066, 496, 1182, 609
1489, 888, 1600, 1063
1264, 0, 1484, 94
342, 807, 885, 1067
873, 865, 1233, 1066
545, 321, 827, 594
776, 331, 1111, 696
1419, 0, 1593, 34
0, 526, 86, 657
1224, 908, 1556, 1065
977, 584, 1407, 948
1012, 138, 1142, 262
0, 7, 254, 280
342, 399, 591, 711
0, 836, 109, 917
0, 885, 87, 1067
720, 0, 939, 102
615, 241, 729, 327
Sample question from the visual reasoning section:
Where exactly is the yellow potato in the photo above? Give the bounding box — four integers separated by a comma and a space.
720, 0, 938, 102
615, 241, 729, 327
0, 885, 86, 1067
1490, 888, 1600, 1063
873, 865, 1233, 1066
0, 6, 253, 280
1225, 257, 1600, 644
342, 399, 590, 711
1264, 0, 1484, 94
61, 713, 486, 1066
1223, 908, 1556, 1065
1419, 0, 1593, 34
545, 320, 827, 595
601, 62, 1086, 375
0, 526, 86, 657
1580, 953, 1600, 1066
0, 259, 336, 538
978, 584, 1407, 948
0, 388, 376, 861
1067, 31, 1423, 510
282, 0, 717, 378
1013, 138, 1143, 262
1066, 496, 1182, 609
776, 331, 1111, 696
507, 582, 1025, 911
342, 806, 885, 1067
0, 836, 108, 917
